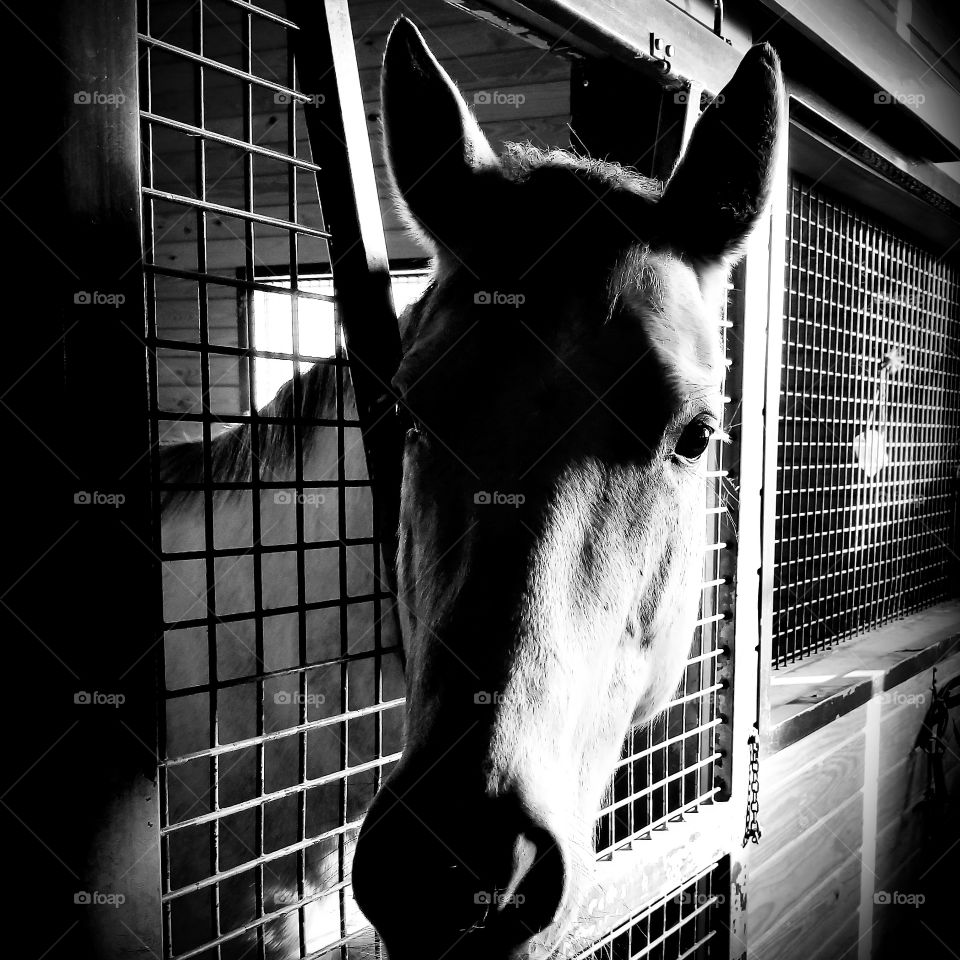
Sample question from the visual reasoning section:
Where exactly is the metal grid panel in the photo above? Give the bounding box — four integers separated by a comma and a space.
594, 277, 738, 856
773, 175, 960, 666
139, 2, 403, 957
573, 864, 722, 960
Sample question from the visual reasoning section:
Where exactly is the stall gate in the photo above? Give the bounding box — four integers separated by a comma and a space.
141, 1, 403, 956
133, 1, 741, 957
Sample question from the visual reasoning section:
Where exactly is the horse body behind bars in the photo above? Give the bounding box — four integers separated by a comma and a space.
160, 363, 401, 955
158, 17, 785, 960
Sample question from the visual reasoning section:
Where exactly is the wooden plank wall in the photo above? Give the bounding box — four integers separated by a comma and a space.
147, 0, 571, 422
748, 650, 960, 960
748, 702, 867, 960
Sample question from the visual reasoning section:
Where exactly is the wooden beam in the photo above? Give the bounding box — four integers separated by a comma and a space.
450, 0, 745, 92
291, 0, 405, 588
53, 1, 162, 955
755, 0, 960, 155
757, 121, 790, 741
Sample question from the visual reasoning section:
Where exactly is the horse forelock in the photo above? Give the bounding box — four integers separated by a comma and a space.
497, 142, 662, 198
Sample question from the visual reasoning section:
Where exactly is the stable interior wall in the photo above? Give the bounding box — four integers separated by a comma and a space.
747, 645, 960, 960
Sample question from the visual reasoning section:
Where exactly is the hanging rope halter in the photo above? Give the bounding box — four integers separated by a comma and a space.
853, 347, 905, 478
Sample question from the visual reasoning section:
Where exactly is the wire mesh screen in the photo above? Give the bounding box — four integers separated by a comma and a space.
774, 175, 960, 666
572, 864, 722, 960
594, 274, 738, 856
139, 1, 404, 957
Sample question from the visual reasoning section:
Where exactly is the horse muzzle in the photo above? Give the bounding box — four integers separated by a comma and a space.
352, 767, 570, 960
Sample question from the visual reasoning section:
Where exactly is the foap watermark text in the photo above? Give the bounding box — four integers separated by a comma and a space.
274, 491, 326, 506
474, 491, 525, 508
474, 291, 525, 308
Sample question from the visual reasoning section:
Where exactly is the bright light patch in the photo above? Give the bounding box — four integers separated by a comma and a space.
251, 271, 429, 409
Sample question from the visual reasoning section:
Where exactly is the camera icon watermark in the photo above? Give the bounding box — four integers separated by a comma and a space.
74, 490, 126, 508
75, 691, 126, 708
874, 90, 925, 106
273, 491, 326, 506
674, 891, 724, 906
474, 889, 526, 907
473, 691, 511, 705
74, 890, 126, 907
881, 691, 925, 706
474, 491, 526, 508
74, 290, 126, 308
274, 91, 325, 106
74, 90, 127, 107
874, 890, 925, 907
473, 90, 526, 108
474, 290, 526, 308
673, 91, 724, 106
273, 691, 326, 707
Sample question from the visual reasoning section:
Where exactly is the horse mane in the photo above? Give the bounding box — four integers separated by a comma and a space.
498, 142, 663, 200
159, 358, 340, 509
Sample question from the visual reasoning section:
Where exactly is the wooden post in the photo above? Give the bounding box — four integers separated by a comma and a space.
291, 0, 405, 591
757, 114, 791, 729
5, 1, 164, 955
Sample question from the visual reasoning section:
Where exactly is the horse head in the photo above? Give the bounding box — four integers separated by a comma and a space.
353, 18, 784, 959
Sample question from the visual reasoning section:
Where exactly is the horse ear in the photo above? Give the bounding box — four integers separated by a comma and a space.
381, 17, 497, 252
659, 43, 786, 263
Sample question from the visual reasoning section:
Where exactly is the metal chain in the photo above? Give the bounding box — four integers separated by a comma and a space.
742, 733, 762, 846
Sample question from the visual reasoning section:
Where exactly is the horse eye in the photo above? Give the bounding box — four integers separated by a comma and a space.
674, 420, 714, 460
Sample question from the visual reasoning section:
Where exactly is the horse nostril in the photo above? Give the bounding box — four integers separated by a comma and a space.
352, 783, 567, 955
493, 826, 566, 943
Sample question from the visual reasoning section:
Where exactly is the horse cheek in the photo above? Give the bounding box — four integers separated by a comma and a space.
631, 479, 704, 722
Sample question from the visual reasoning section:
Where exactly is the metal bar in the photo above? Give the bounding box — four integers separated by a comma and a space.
160, 695, 404, 770
157, 592, 389, 632
188, 5, 225, 955
138, 33, 310, 100
162, 816, 365, 900
569, 863, 720, 959
168, 882, 359, 960
151, 335, 337, 359
609, 719, 724, 772
141, 112, 321, 172
143, 186, 331, 238
146, 264, 335, 300
599, 760, 722, 817
159, 751, 404, 831
162, 646, 404, 699
158, 478, 369, 490
217, 0, 301, 30
162, 535, 380, 561
593, 787, 721, 857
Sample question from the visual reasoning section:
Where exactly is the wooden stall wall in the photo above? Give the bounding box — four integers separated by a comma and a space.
748, 703, 867, 960
150, 0, 571, 422
746, 649, 960, 960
